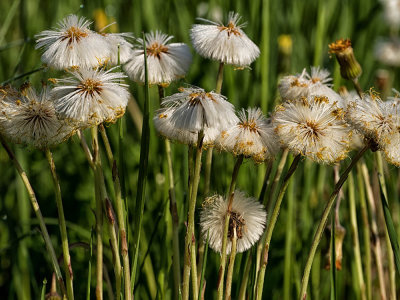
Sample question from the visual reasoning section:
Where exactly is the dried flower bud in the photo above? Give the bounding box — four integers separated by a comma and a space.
324, 224, 346, 270
329, 39, 362, 80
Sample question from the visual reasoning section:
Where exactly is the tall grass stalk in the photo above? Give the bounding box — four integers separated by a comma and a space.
45, 148, 74, 300
375, 152, 396, 300
99, 124, 132, 300
356, 163, 371, 300
256, 154, 301, 300
0, 136, 66, 296
198, 231, 209, 300
360, 161, 387, 300
347, 172, 366, 300
131, 33, 151, 293
299, 145, 370, 300
217, 155, 244, 300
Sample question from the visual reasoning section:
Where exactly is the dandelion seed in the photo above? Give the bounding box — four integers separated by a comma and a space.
217, 107, 279, 163
35, 14, 111, 70
273, 95, 351, 164
51, 68, 130, 125
200, 190, 266, 254
0, 85, 76, 149
160, 87, 238, 134
124, 31, 192, 85
190, 11, 260, 67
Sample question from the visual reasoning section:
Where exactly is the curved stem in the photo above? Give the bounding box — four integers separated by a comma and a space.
0, 136, 66, 296
45, 149, 74, 300
256, 154, 301, 300
298, 145, 369, 300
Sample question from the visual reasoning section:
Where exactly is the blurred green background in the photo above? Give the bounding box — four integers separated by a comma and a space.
1, 0, 399, 299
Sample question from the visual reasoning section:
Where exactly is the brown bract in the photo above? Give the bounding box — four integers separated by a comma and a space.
146, 42, 169, 59
62, 26, 88, 44
77, 79, 103, 97
218, 22, 242, 37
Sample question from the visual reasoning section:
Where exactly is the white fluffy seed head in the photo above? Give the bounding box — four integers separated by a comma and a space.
153, 106, 220, 146
51, 68, 130, 126
217, 107, 279, 163
273, 96, 351, 164
160, 87, 239, 134
124, 31, 192, 85
35, 14, 111, 70
346, 93, 396, 145
0, 85, 76, 149
190, 11, 260, 66
374, 38, 400, 67
200, 190, 267, 254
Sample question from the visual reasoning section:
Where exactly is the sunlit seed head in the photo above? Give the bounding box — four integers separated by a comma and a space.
62, 26, 88, 44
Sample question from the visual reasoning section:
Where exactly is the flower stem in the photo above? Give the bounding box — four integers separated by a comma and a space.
182, 131, 204, 300
45, 148, 74, 300
215, 62, 224, 94
91, 126, 104, 300
0, 136, 66, 296
256, 154, 301, 300
225, 229, 238, 300
298, 145, 369, 300
99, 125, 132, 300
157, 85, 181, 300
217, 155, 244, 300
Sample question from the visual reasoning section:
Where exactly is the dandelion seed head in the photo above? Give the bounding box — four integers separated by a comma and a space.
51, 68, 129, 126
160, 87, 238, 134
35, 14, 111, 69
0, 85, 76, 149
273, 96, 351, 164
200, 190, 266, 254
190, 12, 260, 66
217, 107, 279, 163
124, 31, 192, 85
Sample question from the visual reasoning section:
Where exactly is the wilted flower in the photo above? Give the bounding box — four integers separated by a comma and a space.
0, 85, 76, 149
273, 95, 351, 164
51, 68, 130, 125
153, 106, 220, 146
160, 87, 238, 135
190, 11, 260, 67
35, 14, 111, 69
200, 190, 266, 254
217, 107, 279, 163
124, 31, 192, 85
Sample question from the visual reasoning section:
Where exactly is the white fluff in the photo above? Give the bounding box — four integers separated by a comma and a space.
51, 68, 130, 125
103, 32, 134, 65
0, 85, 76, 149
190, 12, 260, 66
35, 14, 111, 69
273, 96, 351, 164
124, 31, 192, 85
160, 87, 239, 133
200, 190, 267, 254
217, 107, 279, 162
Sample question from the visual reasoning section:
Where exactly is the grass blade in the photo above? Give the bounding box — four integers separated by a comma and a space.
379, 177, 400, 275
